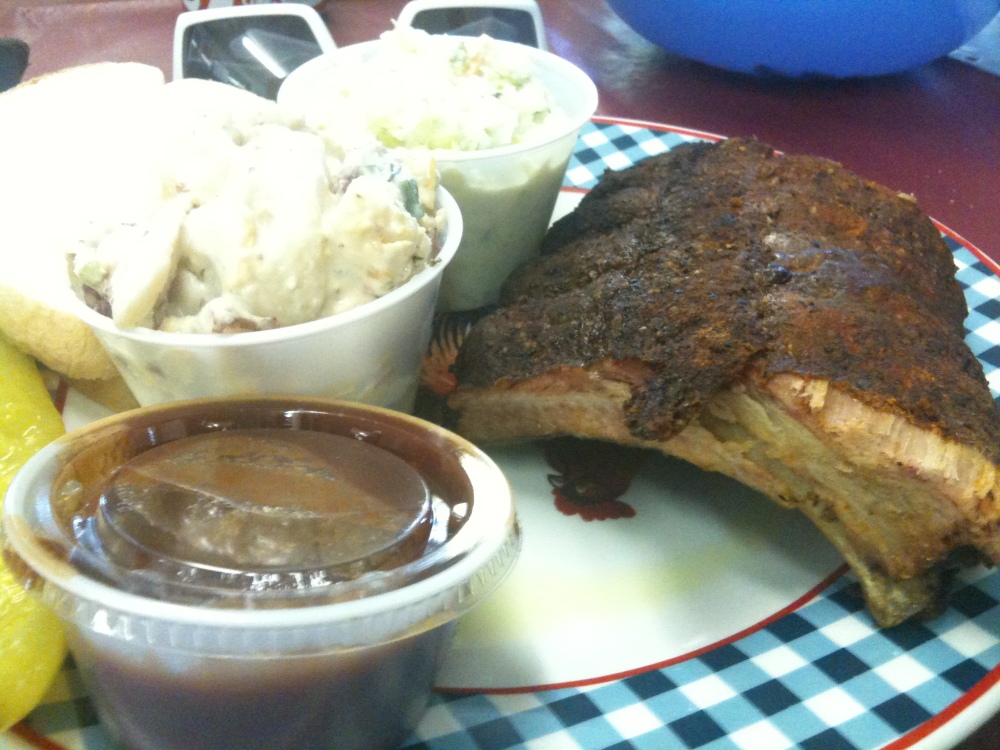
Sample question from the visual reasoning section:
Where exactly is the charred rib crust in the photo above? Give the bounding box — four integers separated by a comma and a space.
454, 138, 1000, 457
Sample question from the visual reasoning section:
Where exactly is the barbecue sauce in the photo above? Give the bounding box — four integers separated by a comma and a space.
18, 398, 505, 750
87, 428, 433, 597
71, 623, 452, 750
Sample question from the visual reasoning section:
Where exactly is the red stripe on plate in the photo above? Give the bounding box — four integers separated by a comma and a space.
885, 663, 1000, 750
591, 115, 726, 143
10, 722, 69, 750
443, 563, 850, 695
933, 219, 1000, 276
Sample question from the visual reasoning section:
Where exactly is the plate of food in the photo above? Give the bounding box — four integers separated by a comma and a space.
7, 116, 1000, 750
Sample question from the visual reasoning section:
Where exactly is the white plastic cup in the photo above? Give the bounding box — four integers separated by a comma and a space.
71, 189, 461, 413
279, 40, 598, 311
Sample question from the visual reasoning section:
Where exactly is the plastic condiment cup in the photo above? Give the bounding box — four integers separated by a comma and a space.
278, 39, 599, 311
2, 397, 520, 750
70, 189, 462, 413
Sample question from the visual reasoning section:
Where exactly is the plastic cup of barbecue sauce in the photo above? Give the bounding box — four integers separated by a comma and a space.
1, 397, 520, 750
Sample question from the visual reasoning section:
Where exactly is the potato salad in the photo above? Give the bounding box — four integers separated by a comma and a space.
68, 79, 442, 334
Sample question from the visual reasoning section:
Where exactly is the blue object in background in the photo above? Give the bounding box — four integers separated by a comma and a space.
605, 0, 1000, 78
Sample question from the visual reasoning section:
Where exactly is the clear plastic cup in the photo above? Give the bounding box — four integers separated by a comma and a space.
2, 397, 520, 750
70, 189, 462, 413
278, 39, 598, 311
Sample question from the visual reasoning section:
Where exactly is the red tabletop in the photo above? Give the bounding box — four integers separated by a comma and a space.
2, 0, 1000, 746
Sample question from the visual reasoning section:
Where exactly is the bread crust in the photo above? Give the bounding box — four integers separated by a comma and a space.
0, 289, 117, 380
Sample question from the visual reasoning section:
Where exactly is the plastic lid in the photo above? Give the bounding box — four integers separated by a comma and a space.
2, 398, 521, 654
87, 429, 434, 599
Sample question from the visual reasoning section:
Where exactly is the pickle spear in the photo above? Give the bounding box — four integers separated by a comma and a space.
0, 333, 67, 731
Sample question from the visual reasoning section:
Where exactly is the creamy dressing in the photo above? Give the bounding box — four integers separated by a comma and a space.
300, 26, 565, 152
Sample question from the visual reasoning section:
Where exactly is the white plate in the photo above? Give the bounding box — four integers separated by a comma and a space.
8, 119, 1000, 750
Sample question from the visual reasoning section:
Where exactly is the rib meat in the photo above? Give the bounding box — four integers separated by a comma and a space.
448, 138, 1000, 627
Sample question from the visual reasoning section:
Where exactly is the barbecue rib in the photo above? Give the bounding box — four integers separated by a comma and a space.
448, 138, 1000, 627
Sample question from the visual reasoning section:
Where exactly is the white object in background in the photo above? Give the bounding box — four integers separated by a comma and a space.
182, 0, 324, 10
397, 0, 547, 50
173, 4, 336, 90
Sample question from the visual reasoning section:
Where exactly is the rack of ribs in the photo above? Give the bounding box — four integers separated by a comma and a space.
448, 137, 1000, 627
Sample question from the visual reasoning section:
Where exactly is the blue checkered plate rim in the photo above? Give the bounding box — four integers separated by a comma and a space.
7, 118, 1000, 750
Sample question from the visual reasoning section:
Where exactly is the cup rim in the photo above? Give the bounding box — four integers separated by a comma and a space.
277, 37, 600, 163
2, 397, 519, 634
72, 187, 463, 348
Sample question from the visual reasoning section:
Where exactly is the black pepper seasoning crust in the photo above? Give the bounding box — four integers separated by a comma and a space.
453, 138, 1000, 460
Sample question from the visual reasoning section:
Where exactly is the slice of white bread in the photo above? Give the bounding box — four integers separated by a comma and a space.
0, 62, 166, 379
